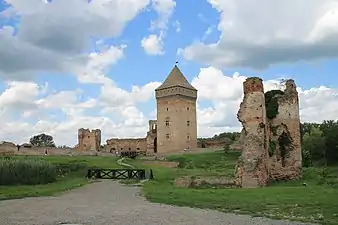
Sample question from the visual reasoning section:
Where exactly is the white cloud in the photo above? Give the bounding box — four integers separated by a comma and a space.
0, 0, 150, 80
173, 20, 181, 32
150, 0, 176, 31
76, 44, 127, 84
141, 0, 176, 55
0, 81, 46, 119
193, 67, 338, 137
141, 34, 164, 55
1, 66, 338, 145
1, 0, 338, 148
181, 0, 338, 69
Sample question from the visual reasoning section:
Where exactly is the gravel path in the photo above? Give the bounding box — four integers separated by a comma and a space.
0, 180, 315, 225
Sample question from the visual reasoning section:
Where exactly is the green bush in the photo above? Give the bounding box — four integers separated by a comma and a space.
265, 90, 284, 119
268, 140, 277, 157
0, 158, 57, 185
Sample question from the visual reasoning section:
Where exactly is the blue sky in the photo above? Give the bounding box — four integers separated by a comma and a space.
0, 0, 338, 145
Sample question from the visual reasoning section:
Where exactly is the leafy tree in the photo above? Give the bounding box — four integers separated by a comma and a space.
320, 120, 338, 165
29, 133, 56, 147
302, 127, 327, 166
212, 132, 241, 141
300, 120, 338, 166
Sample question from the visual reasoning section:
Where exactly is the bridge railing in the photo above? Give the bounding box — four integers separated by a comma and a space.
86, 168, 154, 180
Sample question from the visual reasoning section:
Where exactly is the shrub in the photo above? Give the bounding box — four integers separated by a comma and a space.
0, 158, 57, 185
268, 140, 277, 157
302, 148, 313, 167
265, 90, 284, 119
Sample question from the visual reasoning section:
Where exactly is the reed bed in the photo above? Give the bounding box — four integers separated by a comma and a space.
0, 157, 57, 185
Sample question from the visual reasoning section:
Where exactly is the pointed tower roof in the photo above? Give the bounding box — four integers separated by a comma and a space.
156, 65, 197, 91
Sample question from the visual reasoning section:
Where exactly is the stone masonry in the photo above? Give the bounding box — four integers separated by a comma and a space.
236, 77, 302, 188
236, 77, 269, 188
268, 80, 302, 181
77, 128, 101, 151
105, 138, 146, 153
100, 65, 198, 154
105, 120, 157, 154
155, 65, 198, 153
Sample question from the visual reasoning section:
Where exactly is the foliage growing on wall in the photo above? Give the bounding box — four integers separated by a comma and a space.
264, 90, 284, 119
278, 131, 292, 166
268, 140, 277, 157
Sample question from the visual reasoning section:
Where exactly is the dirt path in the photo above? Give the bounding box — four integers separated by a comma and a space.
0, 181, 315, 225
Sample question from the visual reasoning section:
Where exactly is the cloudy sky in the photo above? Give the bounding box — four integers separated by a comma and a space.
0, 0, 338, 146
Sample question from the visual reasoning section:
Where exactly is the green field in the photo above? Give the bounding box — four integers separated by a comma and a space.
1, 151, 338, 224
128, 151, 338, 225
0, 155, 119, 200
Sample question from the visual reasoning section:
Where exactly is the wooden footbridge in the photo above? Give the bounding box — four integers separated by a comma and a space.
86, 168, 154, 180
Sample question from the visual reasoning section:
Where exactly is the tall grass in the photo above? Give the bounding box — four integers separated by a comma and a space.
0, 157, 57, 185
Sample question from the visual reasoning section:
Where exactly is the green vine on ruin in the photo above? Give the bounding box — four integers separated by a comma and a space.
270, 125, 278, 136
278, 132, 292, 166
268, 140, 277, 157
264, 90, 284, 119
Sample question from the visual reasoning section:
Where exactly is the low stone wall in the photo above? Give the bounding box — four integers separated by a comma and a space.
174, 176, 237, 188
0, 144, 114, 156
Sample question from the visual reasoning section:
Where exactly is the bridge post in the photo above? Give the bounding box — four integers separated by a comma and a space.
149, 169, 154, 180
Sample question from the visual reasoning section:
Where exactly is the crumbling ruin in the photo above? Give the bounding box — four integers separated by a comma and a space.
77, 128, 101, 151
236, 77, 302, 188
76, 65, 197, 155
266, 79, 302, 181
105, 120, 157, 154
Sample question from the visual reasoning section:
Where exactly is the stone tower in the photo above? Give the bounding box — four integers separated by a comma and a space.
155, 65, 198, 153
236, 77, 269, 188
268, 79, 302, 180
77, 128, 101, 151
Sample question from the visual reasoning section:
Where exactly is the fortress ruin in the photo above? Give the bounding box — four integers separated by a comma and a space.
104, 120, 157, 154
235, 77, 302, 188
77, 65, 198, 154
77, 128, 101, 151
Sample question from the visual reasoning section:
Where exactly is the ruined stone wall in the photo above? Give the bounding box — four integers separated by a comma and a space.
104, 120, 157, 154
105, 138, 147, 153
236, 77, 269, 188
146, 120, 157, 153
236, 77, 302, 187
198, 140, 226, 149
77, 128, 101, 151
268, 80, 302, 180
0, 145, 113, 156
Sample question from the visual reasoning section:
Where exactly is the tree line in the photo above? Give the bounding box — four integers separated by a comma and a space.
28, 120, 338, 167
198, 132, 241, 144
301, 120, 338, 167
203, 120, 338, 167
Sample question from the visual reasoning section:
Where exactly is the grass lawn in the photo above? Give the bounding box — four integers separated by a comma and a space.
2, 152, 338, 224
126, 150, 338, 225
0, 155, 120, 200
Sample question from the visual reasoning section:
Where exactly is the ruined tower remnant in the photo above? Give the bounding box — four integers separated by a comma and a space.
236, 77, 302, 188
236, 77, 269, 188
146, 120, 157, 153
267, 79, 302, 180
155, 65, 198, 153
77, 128, 101, 151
